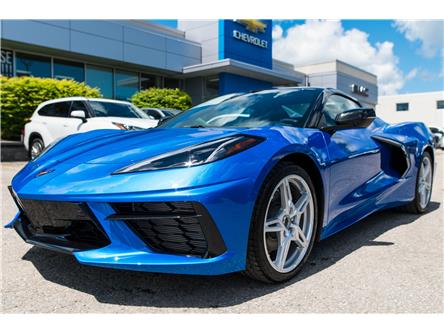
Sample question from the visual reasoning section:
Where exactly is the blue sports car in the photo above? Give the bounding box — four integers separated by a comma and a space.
6, 87, 435, 283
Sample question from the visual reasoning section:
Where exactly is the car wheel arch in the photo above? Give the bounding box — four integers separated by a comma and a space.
423, 145, 434, 167
279, 153, 326, 241
422, 145, 435, 184
252, 152, 326, 242
416, 144, 434, 177
28, 133, 45, 159
28, 132, 43, 147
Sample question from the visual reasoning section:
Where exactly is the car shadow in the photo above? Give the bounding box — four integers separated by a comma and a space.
22, 201, 441, 309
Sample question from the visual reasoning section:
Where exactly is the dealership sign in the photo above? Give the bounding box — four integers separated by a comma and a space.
351, 84, 369, 96
233, 19, 268, 49
1, 49, 14, 77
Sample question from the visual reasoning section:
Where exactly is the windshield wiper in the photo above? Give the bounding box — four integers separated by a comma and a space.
189, 125, 207, 128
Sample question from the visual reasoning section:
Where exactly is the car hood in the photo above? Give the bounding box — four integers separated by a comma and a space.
12, 126, 329, 196
92, 116, 158, 129
35, 127, 258, 166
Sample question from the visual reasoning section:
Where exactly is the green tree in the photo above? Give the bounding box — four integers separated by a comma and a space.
130, 88, 192, 111
0, 76, 101, 140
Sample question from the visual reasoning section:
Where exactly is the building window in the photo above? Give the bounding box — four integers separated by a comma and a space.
86, 65, 113, 98
164, 77, 180, 89
396, 103, 409, 111
205, 75, 219, 99
437, 100, 444, 109
15, 52, 51, 77
115, 70, 139, 100
54, 59, 84, 82
141, 73, 159, 90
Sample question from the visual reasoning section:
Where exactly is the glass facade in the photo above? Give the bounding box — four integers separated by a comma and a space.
7, 50, 183, 101
86, 65, 113, 98
205, 75, 219, 100
164, 77, 180, 89
141, 73, 158, 90
54, 59, 84, 82
15, 52, 51, 77
115, 70, 139, 100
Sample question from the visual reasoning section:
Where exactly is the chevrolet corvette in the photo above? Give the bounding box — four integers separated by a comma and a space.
6, 87, 435, 283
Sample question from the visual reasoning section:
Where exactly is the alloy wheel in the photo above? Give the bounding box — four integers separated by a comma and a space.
31, 140, 44, 159
263, 174, 314, 273
418, 156, 432, 209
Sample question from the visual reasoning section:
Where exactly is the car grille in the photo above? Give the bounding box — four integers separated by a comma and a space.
18, 199, 110, 251
108, 202, 226, 258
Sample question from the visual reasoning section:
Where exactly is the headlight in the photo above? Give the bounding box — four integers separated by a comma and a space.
114, 135, 264, 174
112, 122, 143, 130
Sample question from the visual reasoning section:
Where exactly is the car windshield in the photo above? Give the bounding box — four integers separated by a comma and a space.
89, 101, 149, 119
163, 109, 182, 117
194, 93, 242, 107
161, 89, 321, 129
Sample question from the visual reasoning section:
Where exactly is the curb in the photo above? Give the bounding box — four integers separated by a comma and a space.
1, 141, 29, 162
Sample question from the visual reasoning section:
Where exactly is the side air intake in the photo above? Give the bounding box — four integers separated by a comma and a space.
372, 135, 411, 178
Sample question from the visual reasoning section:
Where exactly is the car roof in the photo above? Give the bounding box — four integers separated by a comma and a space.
270, 86, 360, 104
212, 86, 359, 105
142, 107, 179, 111
36, 97, 133, 110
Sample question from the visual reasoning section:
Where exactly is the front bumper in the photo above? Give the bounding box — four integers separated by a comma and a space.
7, 177, 256, 275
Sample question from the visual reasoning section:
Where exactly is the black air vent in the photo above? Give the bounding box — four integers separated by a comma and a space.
109, 202, 226, 258
372, 135, 411, 177
17, 199, 110, 251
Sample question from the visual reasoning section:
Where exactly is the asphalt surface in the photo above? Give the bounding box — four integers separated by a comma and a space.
1, 153, 443, 313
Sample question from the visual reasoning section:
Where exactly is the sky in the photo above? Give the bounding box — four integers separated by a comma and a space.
151, 20, 443, 95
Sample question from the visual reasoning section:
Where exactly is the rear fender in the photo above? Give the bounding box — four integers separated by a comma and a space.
381, 122, 434, 170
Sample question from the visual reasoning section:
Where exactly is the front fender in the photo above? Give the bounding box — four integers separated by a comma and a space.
248, 128, 330, 228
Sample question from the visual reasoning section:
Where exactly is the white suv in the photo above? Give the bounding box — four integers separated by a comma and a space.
24, 97, 158, 159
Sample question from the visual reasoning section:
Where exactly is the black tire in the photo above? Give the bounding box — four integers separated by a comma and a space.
245, 162, 318, 283
400, 151, 433, 214
29, 136, 44, 160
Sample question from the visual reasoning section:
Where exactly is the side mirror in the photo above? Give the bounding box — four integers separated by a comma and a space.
334, 107, 376, 129
70, 110, 87, 123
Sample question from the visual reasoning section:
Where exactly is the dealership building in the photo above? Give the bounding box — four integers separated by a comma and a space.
376, 91, 444, 128
1, 19, 377, 106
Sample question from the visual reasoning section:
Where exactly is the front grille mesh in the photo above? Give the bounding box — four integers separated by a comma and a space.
111, 202, 196, 215
19, 199, 110, 250
130, 216, 208, 255
110, 202, 209, 257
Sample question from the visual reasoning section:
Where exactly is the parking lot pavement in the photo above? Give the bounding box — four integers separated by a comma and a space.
1, 152, 443, 314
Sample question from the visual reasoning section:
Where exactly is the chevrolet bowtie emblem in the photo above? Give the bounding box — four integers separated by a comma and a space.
235, 19, 267, 33
36, 169, 54, 177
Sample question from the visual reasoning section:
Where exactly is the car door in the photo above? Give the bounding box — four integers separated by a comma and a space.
319, 94, 381, 226
37, 101, 73, 141
57, 100, 89, 137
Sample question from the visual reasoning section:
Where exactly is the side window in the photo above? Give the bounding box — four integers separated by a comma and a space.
39, 101, 71, 118
148, 110, 161, 120
320, 94, 360, 127
54, 102, 72, 117
38, 104, 56, 117
70, 101, 89, 116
